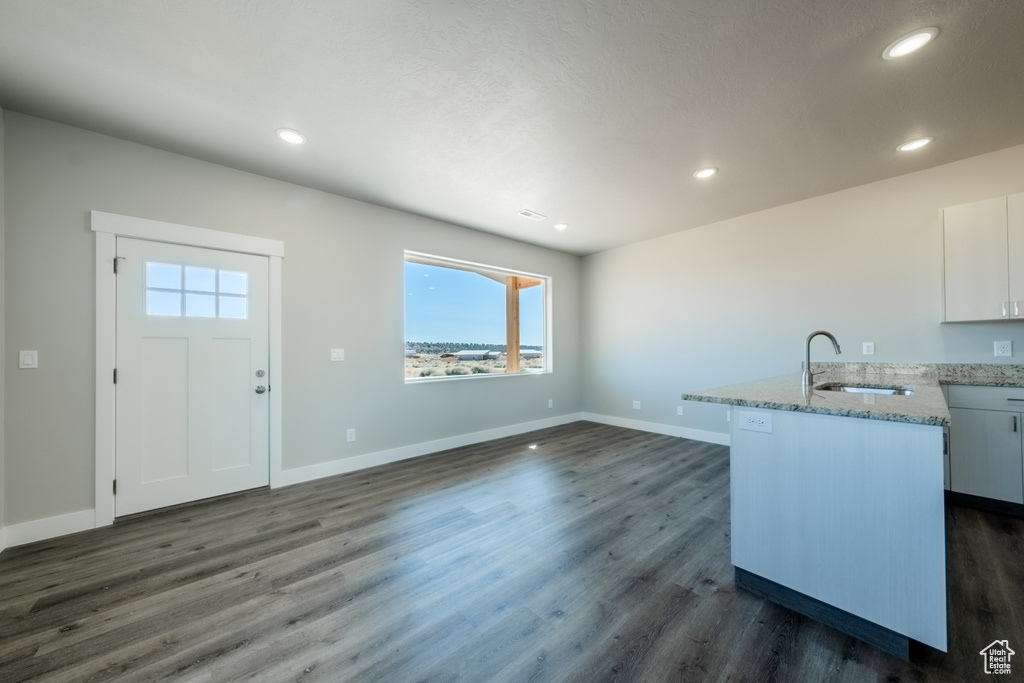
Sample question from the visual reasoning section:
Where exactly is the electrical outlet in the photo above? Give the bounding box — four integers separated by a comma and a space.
862, 342, 875, 356
677, 405, 684, 416
331, 348, 345, 362
632, 400, 641, 410
19, 350, 38, 369
995, 341, 1013, 357
346, 428, 356, 442
737, 410, 773, 433
726, 409, 731, 423
548, 399, 554, 409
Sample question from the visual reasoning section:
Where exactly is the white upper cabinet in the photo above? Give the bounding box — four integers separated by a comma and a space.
942, 193, 1024, 322
1008, 192, 1024, 308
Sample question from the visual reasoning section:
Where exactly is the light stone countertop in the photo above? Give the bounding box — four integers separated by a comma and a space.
682, 363, 1024, 427
683, 371, 948, 426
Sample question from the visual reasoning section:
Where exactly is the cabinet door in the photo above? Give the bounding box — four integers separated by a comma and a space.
1008, 192, 1024, 312
943, 197, 1009, 321
949, 407, 1024, 503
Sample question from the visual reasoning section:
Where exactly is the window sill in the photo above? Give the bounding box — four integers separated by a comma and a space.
405, 369, 550, 384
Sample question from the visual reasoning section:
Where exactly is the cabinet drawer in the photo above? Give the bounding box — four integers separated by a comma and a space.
947, 384, 1024, 410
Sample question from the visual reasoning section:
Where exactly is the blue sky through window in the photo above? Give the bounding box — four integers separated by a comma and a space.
405, 262, 543, 346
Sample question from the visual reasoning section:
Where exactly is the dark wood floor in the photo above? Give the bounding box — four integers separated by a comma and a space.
0, 421, 1021, 682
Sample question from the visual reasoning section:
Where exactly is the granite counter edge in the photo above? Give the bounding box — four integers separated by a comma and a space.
681, 390, 950, 427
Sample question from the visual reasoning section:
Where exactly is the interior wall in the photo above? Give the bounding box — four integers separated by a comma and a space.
0, 105, 6, 543
3, 112, 582, 527
581, 143, 1024, 438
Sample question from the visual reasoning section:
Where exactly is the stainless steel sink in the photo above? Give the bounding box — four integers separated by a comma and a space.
816, 383, 914, 396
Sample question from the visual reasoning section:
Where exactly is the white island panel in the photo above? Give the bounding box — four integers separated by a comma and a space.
731, 408, 947, 651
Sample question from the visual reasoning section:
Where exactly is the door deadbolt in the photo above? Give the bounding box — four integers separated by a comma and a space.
255, 369, 265, 377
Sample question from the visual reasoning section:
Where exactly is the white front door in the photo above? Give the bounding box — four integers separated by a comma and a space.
115, 237, 270, 516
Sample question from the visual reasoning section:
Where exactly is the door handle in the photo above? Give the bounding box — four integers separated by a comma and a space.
1003, 302, 1009, 318
1014, 415, 1018, 433
255, 385, 266, 394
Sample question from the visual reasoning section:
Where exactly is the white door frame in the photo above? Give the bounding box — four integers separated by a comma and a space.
92, 211, 284, 527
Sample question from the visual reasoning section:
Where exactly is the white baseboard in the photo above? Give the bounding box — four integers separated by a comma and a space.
0, 525, 6, 554
581, 412, 731, 446
4, 509, 96, 549
273, 412, 586, 488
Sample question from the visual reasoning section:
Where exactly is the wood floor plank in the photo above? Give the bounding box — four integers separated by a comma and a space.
561, 582, 702, 683
1, 421, 1021, 682
413, 605, 552, 683
491, 597, 632, 683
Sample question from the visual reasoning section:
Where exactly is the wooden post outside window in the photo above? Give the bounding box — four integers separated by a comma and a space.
505, 276, 542, 374
506, 276, 521, 373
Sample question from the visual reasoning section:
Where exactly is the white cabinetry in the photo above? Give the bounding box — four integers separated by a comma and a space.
942, 193, 1024, 322
947, 385, 1024, 504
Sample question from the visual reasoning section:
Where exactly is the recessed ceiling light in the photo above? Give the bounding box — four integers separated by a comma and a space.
882, 27, 939, 60
553, 223, 569, 231
693, 167, 718, 179
276, 128, 306, 144
897, 137, 934, 152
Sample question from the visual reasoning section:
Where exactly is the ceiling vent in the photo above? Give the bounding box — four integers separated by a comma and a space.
518, 209, 547, 221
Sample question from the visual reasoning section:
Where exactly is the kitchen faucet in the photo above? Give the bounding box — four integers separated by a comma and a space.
803, 330, 842, 390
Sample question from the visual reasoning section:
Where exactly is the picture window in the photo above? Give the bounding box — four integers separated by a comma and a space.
404, 252, 548, 380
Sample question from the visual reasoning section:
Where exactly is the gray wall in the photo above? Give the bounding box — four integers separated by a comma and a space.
0, 105, 5, 537
3, 112, 582, 526
581, 143, 1024, 437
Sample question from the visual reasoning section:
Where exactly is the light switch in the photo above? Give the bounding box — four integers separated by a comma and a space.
19, 350, 38, 369
331, 348, 345, 362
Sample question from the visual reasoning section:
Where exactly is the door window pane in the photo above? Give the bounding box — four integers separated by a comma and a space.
219, 271, 248, 295
147, 290, 182, 316
185, 267, 216, 292
185, 293, 216, 318
147, 263, 181, 290
146, 261, 249, 319
219, 296, 247, 319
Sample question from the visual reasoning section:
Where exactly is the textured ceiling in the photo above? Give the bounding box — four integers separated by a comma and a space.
1, 0, 1023, 255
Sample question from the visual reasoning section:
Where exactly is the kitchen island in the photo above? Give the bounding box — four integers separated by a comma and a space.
684, 366, 950, 660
